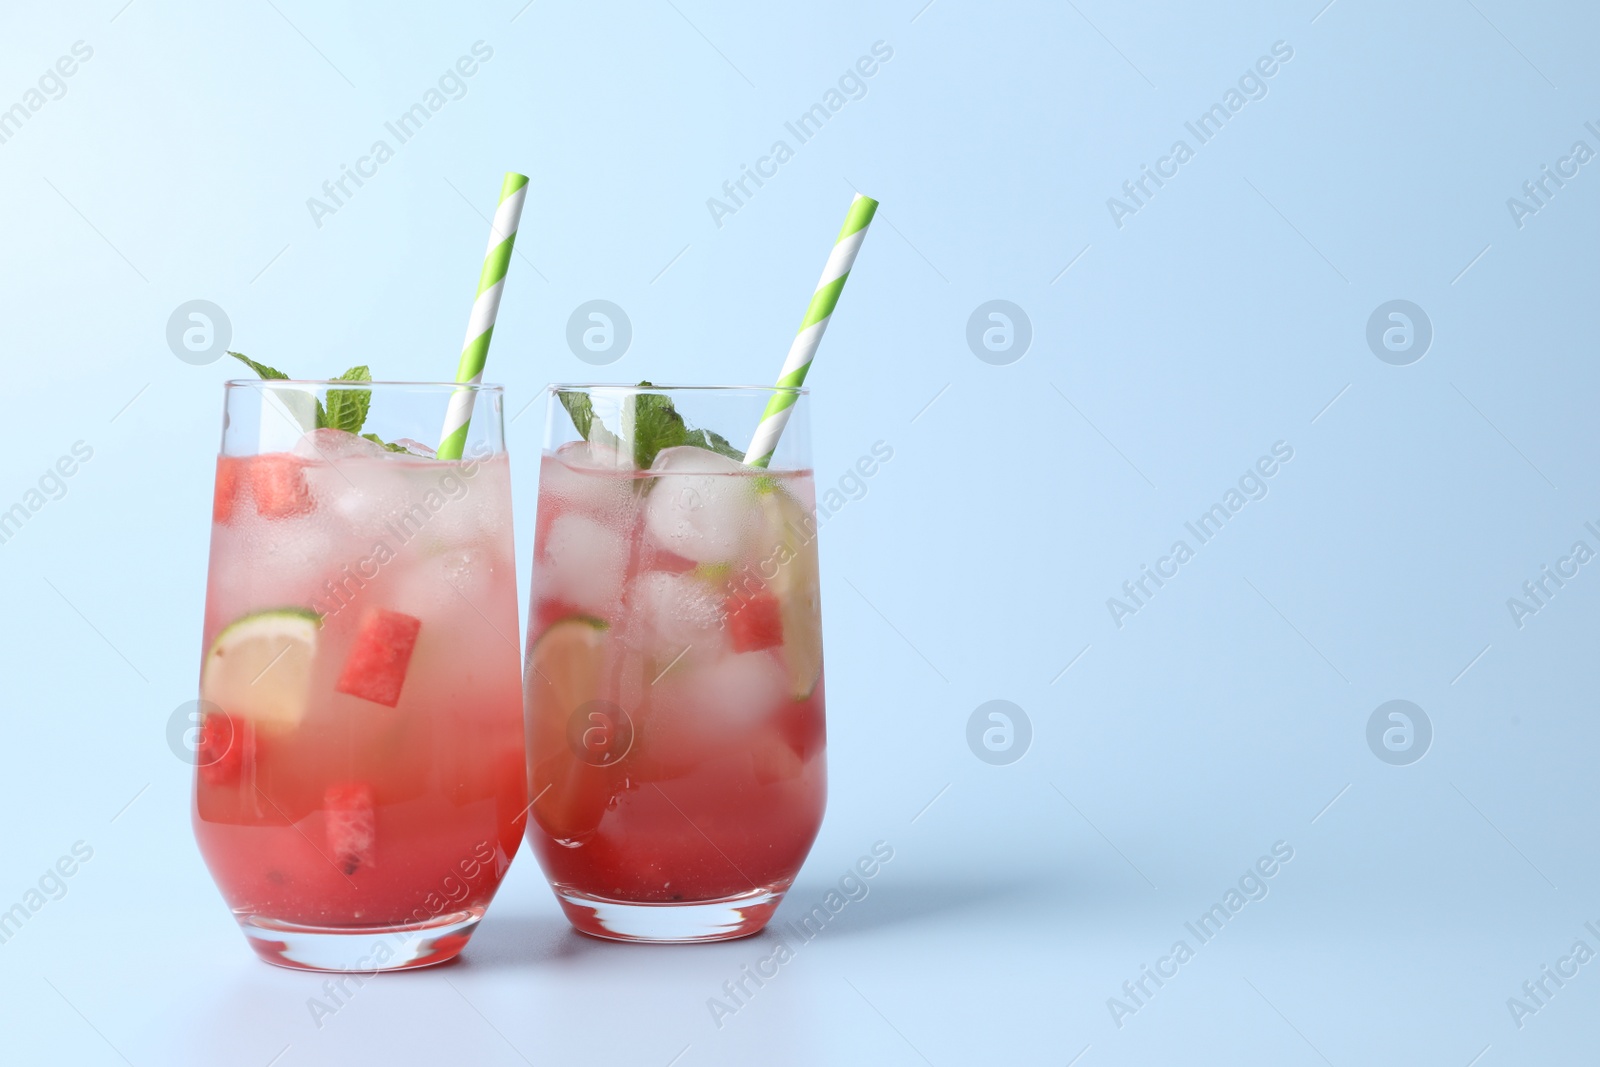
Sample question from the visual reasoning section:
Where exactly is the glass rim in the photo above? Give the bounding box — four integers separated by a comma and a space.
224, 379, 504, 391
548, 383, 806, 396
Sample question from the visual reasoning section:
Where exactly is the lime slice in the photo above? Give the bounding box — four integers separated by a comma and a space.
527, 616, 613, 840
201, 608, 320, 732
528, 615, 609, 710
759, 486, 823, 699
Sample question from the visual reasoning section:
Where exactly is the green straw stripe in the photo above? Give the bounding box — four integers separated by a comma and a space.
753, 366, 807, 427
776, 366, 809, 389
501, 172, 529, 196
798, 273, 848, 333
477, 234, 516, 295
454, 325, 494, 382
837, 195, 878, 240
756, 387, 800, 424
438, 422, 469, 462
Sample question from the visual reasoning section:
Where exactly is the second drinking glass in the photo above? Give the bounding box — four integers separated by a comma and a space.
524, 384, 827, 942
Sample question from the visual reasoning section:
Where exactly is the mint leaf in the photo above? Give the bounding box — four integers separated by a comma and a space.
626, 382, 687, 469
231, 352, 317, 431
560, 383, 745, 469
362, 432, 408, 453
228, 352, 288, 379
683, 427, 744, 461
320, 366, 372, 434
558, 390, 595, 439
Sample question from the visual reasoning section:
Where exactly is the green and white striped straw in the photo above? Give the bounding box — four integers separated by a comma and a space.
437, 171, 528, 460
743, 193, 878, 467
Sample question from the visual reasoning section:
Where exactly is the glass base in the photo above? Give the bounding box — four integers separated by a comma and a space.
239, 908, 485, 972
553, 885, 786, 943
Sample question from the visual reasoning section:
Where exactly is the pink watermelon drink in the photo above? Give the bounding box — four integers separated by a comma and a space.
194, 374, 526, 971
525, 385, 827, 943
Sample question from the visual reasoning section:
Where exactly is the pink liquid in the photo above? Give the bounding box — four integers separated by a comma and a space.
525, 445, 827, 908
194, 444, 525, 931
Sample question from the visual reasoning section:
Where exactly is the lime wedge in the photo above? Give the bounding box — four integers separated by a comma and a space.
201, 608, 320, 732
759, 487, 823, 699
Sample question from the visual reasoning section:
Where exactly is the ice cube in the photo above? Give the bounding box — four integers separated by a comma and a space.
382, 461, 482, 550
383, 545, 483, 614
205, 511, 335, 624
691, 650, 790, 726
626, 571, 726, 661
293, 429, 405, 527
560, 439, 631, 470
539, 441, 633, 518
303, 465, 401, 531
388, 438, 437, 459
254, 503, 338, 561
292, 427, 393, 462
536, 512, 629, 618
642, 446, 756, 563
643, 651, 790, 765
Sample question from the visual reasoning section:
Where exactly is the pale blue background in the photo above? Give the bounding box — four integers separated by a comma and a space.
1, 1, 1596, 1064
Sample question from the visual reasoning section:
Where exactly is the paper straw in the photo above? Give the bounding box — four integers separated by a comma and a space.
743, 193, 878, 467
437, 172, 528, 459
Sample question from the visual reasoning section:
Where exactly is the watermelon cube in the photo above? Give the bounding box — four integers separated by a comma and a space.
213, 456, 245, 524
335, 609, 422, 707
196, 709, 249, 787
248, 453, 313, 518
726, 592, 784, 652
324, 782, 375, 875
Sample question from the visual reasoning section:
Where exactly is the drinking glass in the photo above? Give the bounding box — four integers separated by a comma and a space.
524, 384, 827, 942
193, 380, 526, 971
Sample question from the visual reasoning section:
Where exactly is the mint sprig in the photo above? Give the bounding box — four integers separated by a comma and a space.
228, 353, 407, 452
559, 383, 747, 468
